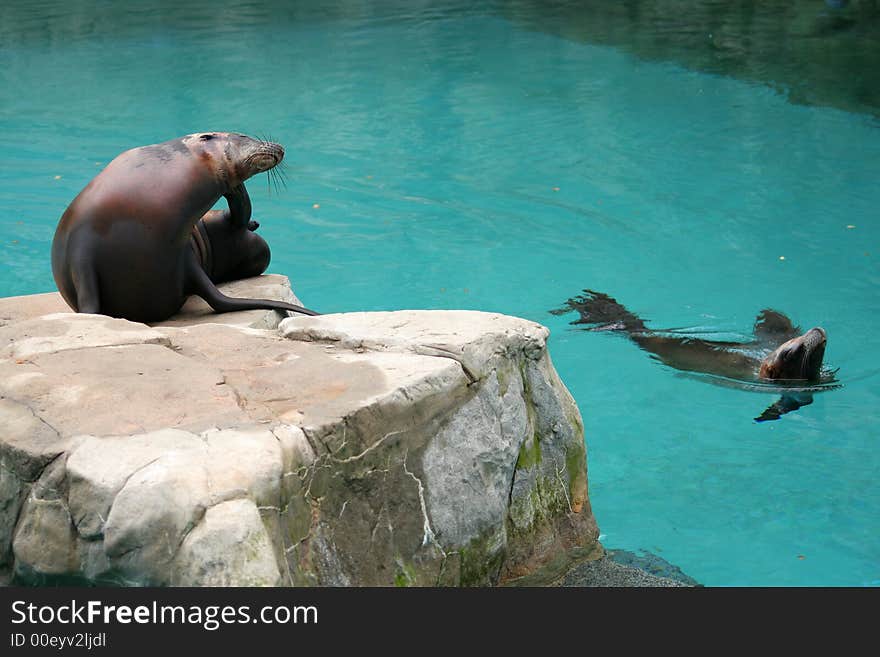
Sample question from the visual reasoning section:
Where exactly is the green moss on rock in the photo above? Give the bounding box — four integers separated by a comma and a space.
394, 561, 418, 587
516, 432, 543, 470
565, 443, 585, 485
459, 530, 506, 586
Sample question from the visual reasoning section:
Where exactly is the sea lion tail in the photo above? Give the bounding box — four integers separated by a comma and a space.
185, 250, 320, 317
550, 289, 646, 332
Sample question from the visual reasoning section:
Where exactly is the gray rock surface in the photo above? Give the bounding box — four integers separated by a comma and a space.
0, 275, 600, 586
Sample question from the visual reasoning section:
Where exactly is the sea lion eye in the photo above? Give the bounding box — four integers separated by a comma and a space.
199, 134, 214, 141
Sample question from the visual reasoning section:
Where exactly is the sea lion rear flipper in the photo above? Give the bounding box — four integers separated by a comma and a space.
185, 250, 320, 317
754, 393, 813, 422
753, 310, 801, 344
551, 289, 647, 331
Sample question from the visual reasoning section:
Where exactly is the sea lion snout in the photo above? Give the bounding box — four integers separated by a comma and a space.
239, 139, 284, 177
800, 326, 827, 360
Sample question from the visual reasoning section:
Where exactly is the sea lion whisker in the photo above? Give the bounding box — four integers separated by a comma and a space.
267, 162, 287, 193
274, 162, 289, 188
799, 345, 814, 378
266, 166, 287, 195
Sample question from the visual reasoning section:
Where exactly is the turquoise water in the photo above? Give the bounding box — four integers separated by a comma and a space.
2, 1, 878, 586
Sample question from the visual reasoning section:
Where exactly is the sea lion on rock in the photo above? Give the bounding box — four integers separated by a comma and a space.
51, 132, 319, 324
551, 290, 837, 422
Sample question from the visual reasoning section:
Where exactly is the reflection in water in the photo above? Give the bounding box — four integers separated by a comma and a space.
501, 0, 880, 117
3, 1, 879, 117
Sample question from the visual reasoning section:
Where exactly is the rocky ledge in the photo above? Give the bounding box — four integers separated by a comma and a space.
0, 275, 601, 586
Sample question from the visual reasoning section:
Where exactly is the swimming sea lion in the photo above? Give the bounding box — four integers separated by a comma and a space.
51, 132, 319, 324
551, 290, 836, 422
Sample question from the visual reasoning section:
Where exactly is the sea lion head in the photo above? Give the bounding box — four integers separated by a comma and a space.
182, 132, 284, 189
759, 327, 827, 382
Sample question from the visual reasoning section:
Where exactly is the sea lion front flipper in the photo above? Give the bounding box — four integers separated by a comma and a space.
224, 183, 252, 228
184, 249, 320, 317
753, 309, 802, 344
754, 393, 814, 422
